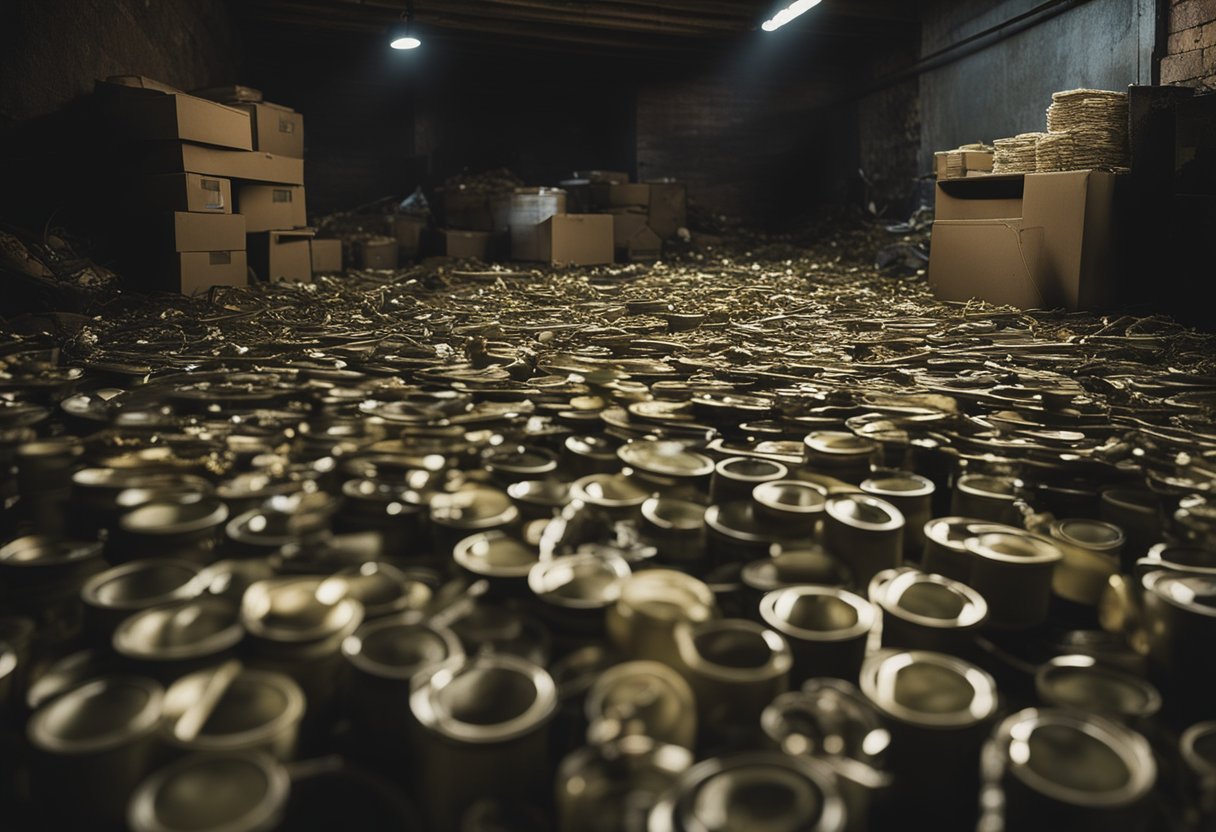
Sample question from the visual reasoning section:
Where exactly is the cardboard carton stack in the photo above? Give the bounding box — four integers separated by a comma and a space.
97, 76, 256, 293
426, 170, 520, 262
96, 76, 317, 291
570, 170, 687, 262
195, 85, 315, 283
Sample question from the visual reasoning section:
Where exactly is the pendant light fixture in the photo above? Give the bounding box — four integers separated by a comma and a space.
390, 0, 421, 50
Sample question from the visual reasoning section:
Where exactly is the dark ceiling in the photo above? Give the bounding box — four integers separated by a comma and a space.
231, 0, 919, 57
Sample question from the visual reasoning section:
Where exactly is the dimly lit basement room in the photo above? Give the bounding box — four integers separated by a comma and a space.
0, 0, 1215, 830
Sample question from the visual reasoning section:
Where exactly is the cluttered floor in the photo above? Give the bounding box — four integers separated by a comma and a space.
4, 210, 1216, 830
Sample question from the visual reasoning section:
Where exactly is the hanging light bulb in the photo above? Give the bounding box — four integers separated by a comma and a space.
389, 0, 421, 50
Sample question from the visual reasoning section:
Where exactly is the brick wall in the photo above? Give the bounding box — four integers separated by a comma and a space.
1162, 0, 1216, 88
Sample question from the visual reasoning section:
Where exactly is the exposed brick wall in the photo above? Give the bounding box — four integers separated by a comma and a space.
1162, 0, 1216, 88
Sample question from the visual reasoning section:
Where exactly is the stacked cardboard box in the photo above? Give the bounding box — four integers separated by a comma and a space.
97, 76, 255, 293
566, 170, 687, 262
195, 85, 315, 283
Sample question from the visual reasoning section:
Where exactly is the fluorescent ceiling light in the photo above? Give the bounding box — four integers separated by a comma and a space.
761, 0, 823, 31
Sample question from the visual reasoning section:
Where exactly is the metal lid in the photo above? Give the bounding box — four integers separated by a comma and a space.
860, 472, 935, 500
571, 473, 652, 511
119, 498, 229, 537
1049, 519, 1125, 553
955, 473, 1022, 500
320, 562, 432, 618
1142, 571, 1216, 617
240, 577, 365, 644
674, 618, 792, 684
705, 501, 775, 544
759, 586, 875, 643
715, 456, 789, 484
871, 569, 988, 630
741, 548, 851, 592
618, 440, 714, 480
1142, 542, 1216, 576
1034, 655, 1161, 718
411, 653, 558, 745
923, 517, 1023, 553
753, 480, 828, 519
128, 751, 289, 832
453, 531, 541, 580
529, 551, 631, 610
428, 485, 519, 530
859, 650, 997, 729
988, 708, 1155, 808
29, 675, 164, 754
648, 751, 846, 832
824, 494, 904, 532
342, 616, 464, 681
113, 597, 243, 662
964, 531, 1063, 565
615, 569, 717, 626
804, 431, 877, 459
82, 559, 203, 612
160, 664, 304, 752
506, 479, 572, 514
0, 535, 103, 569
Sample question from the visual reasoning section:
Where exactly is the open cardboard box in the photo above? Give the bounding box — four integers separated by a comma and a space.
248, 229, 314, 283
928, 170, 1118, 310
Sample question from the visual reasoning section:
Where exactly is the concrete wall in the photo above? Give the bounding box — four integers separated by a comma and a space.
1162, 0, 1216, 87
0, 0, 237, 131
919, 0, 1156, 172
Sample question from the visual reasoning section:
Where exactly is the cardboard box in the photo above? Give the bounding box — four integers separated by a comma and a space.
611, 212, 650, 247
248, 229, 314, 283
928, 171, 1118, 310
238, 184, 306, 232
607, 183, 651, 208
538, 214, 614, 266
167, 251, 248, 294
393, 215, 427, 259
142, 173, 231, 213
434, 229, 499, 260
238, 102, 304, 159
166, 212, 246, 252
311, 239, 343, 273
358, 237, 399, 270
97, 80, 253, 151
144, 143, 305, 185
622, 225, 663, 262
647, 181, 687, 239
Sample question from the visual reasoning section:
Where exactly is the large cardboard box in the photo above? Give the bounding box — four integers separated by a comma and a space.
538, 214, 614, 266
142, 173, 231, 213
97, 79, 253, 151
357, 237, 399, 270
622, 225, 663, 262
167, 251, 248, 294
311, 239, 343, 273
647, 181, 687, 239
166, 212, 246, 252
928, 171, 1118, 310
238, 184, 307, 232
248, 229, 314, 283
446, 230, 496, 259
238, 102, 304, 159
144, 143, 305, 185
611, 212, 650, 247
